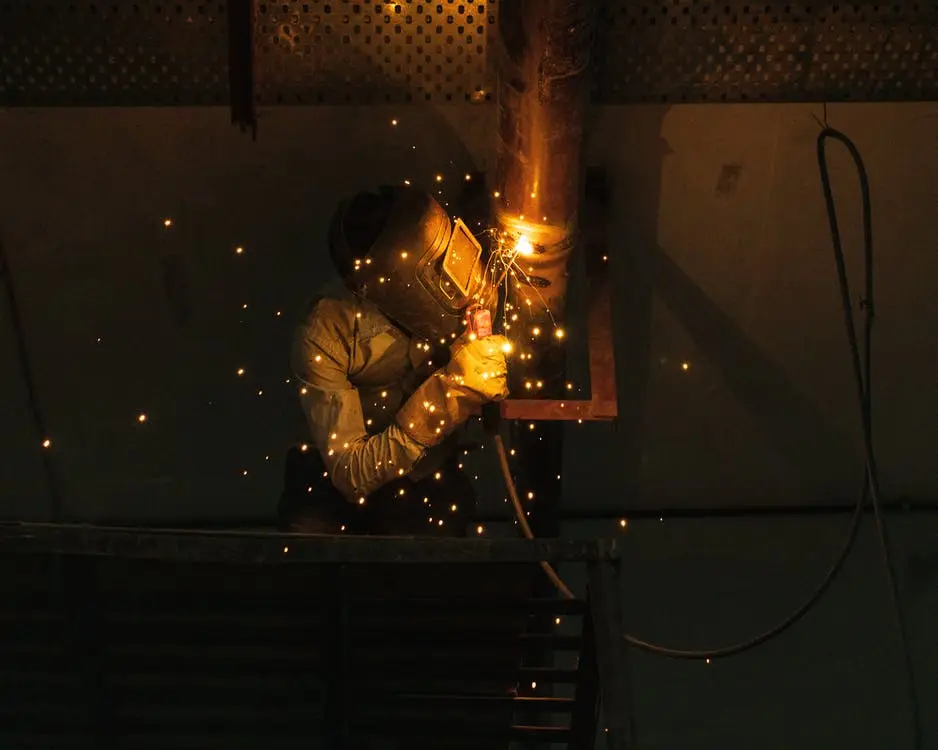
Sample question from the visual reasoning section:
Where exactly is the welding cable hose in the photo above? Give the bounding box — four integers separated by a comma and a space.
492, 126, 922, 750
494, 432, 863, 655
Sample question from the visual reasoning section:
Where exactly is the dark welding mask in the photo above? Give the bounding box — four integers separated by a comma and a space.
329, 186, 497, 342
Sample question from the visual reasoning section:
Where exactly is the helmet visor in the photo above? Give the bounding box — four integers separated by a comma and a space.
418, 218, 491, 315
439, 219, 484, 299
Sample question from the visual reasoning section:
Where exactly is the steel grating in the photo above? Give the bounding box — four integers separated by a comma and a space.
253, 1, 498, 104
0, 553, 593, 749
0, 1, 231, 105
593, 1, 938, 102
0, 1, 935, 106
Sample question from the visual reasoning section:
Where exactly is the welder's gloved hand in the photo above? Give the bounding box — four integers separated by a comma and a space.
447, 334, 511, 400
396, 333, 511, 448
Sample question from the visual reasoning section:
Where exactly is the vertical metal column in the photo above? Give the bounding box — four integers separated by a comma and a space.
587, 560, 635, 750
493, 0, 593, 322
493, 0, 595, 534
569, 607, 601, 750
227, 0, 257, 138
493, 2, 595, 745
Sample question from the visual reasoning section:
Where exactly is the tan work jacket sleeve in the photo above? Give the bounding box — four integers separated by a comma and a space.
292, 299, 426, 502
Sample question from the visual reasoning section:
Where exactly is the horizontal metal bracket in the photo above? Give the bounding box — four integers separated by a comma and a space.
499, 167, 617, 422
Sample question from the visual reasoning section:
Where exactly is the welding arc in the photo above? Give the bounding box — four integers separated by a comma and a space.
494, 126, 921, 750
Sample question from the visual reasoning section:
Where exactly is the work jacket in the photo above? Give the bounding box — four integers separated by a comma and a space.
290, 280, 459, 502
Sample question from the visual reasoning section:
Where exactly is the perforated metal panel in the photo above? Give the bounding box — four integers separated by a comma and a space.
0, 1, 230, 105
253, 1, 497, 104
593, 1, 938, 102
0, 1, 935, 106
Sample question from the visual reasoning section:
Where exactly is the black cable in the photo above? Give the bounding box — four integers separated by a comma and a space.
620, 485, 865, 658
619, 127, 920, 747
496, 126, 874, 659
496, 434, 865, 658
0, 237, 63, 520
495, 126, 922, 749
816, 127, 921, 750
621, 128, 888, 661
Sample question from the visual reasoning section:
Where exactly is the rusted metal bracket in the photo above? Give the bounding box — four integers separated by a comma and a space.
500, 167, 617, 422
227, 0, 258, 139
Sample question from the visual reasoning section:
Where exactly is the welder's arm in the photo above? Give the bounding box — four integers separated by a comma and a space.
292, 317, 427, 502
396, 334, 510, 449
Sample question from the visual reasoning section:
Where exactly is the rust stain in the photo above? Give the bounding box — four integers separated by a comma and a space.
715, 163, 743, 196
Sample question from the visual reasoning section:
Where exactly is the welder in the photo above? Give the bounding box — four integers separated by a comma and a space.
278, 185, 511, 536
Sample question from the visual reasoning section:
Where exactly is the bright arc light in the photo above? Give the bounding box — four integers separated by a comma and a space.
514, 235, 533, 256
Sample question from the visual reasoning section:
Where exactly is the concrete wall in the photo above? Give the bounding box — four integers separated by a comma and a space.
1, 103, 934, 520
552, 514, 937, 750
0, 103, 934, 749
569, 103, 937, 513
0, 105, 492, 520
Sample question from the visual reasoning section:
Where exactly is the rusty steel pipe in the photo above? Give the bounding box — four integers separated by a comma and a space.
493, 0, 594, 322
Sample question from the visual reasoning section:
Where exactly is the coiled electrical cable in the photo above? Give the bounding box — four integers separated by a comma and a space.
493, 125, 921, 749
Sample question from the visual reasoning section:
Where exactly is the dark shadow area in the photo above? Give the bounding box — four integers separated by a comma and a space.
602, 111, 669, 508
648, 245, 858, 483
0, 99, 489, 523
575, 103, 862, 513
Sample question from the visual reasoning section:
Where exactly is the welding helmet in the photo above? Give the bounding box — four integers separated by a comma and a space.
328, 185, 496, 342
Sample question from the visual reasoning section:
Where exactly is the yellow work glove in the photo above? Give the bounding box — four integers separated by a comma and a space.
396, 333, 511, 448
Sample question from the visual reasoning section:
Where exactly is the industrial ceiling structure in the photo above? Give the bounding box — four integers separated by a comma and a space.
1, 1, 935, 109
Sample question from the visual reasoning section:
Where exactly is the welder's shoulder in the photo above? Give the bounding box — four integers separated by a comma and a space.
291, 297, 353, 387
296, 294, 358, 361
304, 295, 357, 337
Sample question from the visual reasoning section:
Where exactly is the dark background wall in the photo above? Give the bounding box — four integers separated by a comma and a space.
1, 103, 934, 520
559, 513, 935, 749
1, 101, 934, 750
568, 102, 937, 513
0, 1, 935, 748
0, 104, 491, 521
